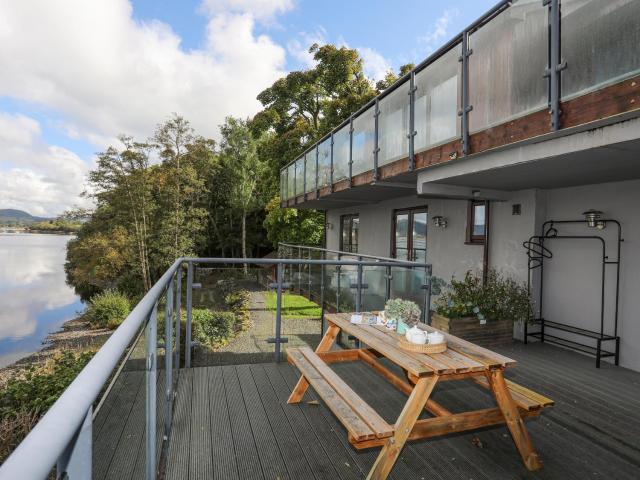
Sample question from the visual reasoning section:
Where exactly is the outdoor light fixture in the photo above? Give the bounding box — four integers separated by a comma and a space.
583, 209, 606, 230
325, 222, 333, 230
432, 215, 448, 228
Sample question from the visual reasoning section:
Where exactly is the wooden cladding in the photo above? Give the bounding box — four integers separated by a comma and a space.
280, 75, 640, 208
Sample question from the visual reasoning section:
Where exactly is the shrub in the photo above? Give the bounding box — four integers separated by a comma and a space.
86, 289, 131, 329
188, 309, 236, 348
0, 351, 95, 421
434, 270, 533, 323
384, 298, 421, 326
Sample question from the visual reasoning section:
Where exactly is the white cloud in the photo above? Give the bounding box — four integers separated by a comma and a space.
0, 112, 90, 217
357, 47, 392, 82
201, 0, 295, 21
0, 0, 288, 145
419, 9, 460, 53
0, 0, 291, 214
287, 27, 327, 68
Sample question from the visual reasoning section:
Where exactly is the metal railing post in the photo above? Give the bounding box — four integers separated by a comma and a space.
348, 115, 354, 187
385, 265, 391, 302
315, 144, 320, 199
424, 265, 432, 325
56, 407, 92, 479
164, 278, 174, 440
459, 30, 472, 155
308, 248, 312, 295
320, 256, 326, 335
174, 266, 182, 369
329, 133, 334, 193
303, 155, 307, 200
185, 261, 193, 369
145, 304, 158, 480
408, 71, 417, 170
336, 254, 341, 312
373, 98, 380, 180
275, 263, 284, 363
546, 0, 565, 130
297, 247, 302, 293
355, 259, 363, 349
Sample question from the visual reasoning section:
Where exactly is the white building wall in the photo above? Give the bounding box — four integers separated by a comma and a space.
323, 178, 640, 371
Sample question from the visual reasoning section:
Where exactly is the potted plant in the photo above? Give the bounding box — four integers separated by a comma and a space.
432, 270, 533, 347
384, 298, 421, 335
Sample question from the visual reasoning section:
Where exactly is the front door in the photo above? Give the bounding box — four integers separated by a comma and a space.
392, 208, 427, 262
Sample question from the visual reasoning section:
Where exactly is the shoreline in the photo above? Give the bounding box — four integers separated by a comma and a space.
0, 314, 112, 386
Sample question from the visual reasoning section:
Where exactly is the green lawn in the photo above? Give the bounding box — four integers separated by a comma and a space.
265, 291, 322, 319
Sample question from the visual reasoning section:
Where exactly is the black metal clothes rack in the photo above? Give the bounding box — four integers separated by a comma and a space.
523, 219, 623, 368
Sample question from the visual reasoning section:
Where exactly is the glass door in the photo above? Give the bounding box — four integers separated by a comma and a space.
392, 208, 428, 262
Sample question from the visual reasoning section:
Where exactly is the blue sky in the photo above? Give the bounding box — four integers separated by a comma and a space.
0, 0, 496, 217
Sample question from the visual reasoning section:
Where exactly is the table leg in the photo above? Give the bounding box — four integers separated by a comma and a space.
287, 324, 340, 404
488, 369, 542, 471
366, 376, 439, 480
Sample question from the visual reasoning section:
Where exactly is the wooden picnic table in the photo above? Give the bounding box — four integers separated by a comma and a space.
287, 313, 553, 480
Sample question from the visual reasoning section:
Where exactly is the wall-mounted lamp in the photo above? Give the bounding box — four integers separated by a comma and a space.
582, 209, 606, 230
432, 215, 448, 228
325, 222, 333, 230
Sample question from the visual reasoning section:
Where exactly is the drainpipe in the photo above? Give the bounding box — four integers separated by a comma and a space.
482, 201, 491, 285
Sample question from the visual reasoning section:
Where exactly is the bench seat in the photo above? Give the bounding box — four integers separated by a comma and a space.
287, 347, 394, 442
474, 376, 554, 411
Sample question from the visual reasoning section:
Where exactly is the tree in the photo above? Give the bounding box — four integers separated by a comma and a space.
263, 196, 324, 246
219, 117, 267, 271
87, 136, 154, 291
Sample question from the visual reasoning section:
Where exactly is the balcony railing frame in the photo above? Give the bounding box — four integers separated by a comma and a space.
279, 0, 605, 202
0, 254, 431, 480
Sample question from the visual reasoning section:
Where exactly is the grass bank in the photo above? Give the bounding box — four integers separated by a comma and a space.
265, 291, 322, 319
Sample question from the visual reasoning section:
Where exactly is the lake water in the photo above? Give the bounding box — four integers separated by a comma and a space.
0, 233, 84, 368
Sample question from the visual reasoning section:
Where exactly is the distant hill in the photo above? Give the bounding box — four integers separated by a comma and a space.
0, 209, 52, 225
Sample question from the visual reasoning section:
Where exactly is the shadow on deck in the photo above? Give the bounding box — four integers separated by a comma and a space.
94, 342, 640, 480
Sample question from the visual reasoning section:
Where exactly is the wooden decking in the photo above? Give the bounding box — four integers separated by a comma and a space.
94, 342, 640, 480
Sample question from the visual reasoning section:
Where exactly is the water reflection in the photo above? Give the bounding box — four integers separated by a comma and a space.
0, 234, 83, 368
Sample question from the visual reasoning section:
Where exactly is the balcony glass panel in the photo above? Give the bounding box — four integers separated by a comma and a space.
332, 124, 350, 181
561, 0, 640, 100
379, 80, 410, 166
280, 171, 286, 199
415, 45, 461, 153
351, 105, 375, 176
469, 0, 548, 133
294, 157, 304, 195
305, 150, 316, 193
286, 163, 295, 199
317, 137, 331, 187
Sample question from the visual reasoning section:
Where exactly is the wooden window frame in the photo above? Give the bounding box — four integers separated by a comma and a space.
391, 206, 428, 261
466, 200, 487, 245
340, 214, 359, 253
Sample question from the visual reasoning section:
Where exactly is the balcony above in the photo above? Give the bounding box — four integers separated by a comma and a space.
280, 0, 640, 210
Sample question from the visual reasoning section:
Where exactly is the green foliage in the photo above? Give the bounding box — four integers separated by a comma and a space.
384, 298, 421, 326
434, 270, 533, 323
189, 309, 236, 348
0, 351, 94, 421
86, 289, 131, 329
263, 196, 324, 248
265, 292, 322, 319
28, 217, 82, 233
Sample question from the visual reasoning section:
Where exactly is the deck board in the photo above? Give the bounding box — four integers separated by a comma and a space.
93, 342, 640, 480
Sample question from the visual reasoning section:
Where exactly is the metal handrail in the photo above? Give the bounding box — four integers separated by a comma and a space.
0, 258, 183, 479
1, 255, 433, 479
277, 242, 429, 266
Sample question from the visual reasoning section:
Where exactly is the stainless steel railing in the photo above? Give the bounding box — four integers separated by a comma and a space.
0, 255, 431, 480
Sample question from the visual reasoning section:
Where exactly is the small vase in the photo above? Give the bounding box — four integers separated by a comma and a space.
397, 319, 408, 335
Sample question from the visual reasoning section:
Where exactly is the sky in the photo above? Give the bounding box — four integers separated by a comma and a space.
0, 0, 496, 217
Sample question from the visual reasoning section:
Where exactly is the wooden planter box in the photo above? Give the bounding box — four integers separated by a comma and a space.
430, 313, 514, 347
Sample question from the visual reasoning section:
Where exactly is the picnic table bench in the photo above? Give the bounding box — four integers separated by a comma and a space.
287, 313, 553, 480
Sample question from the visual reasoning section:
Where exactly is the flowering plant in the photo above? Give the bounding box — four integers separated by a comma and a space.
433, 270, 533, 323
384, 298, 421, 327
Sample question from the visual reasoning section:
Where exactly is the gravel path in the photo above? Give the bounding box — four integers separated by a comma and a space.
192, 289, 322, 367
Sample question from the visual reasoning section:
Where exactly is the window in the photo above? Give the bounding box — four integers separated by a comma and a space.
392, 207, 428, 262
340, 214, 359, 253
467, 201, 487, 244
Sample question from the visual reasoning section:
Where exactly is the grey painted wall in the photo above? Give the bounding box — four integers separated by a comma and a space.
323, 178, 640, 371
